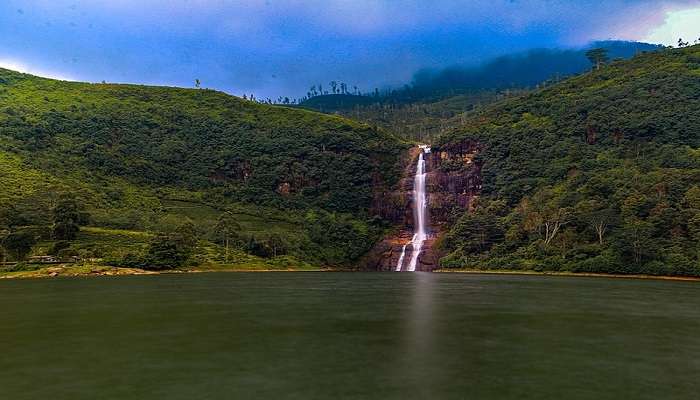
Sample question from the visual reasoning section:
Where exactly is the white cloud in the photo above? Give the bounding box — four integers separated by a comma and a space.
644, 7, 700, 46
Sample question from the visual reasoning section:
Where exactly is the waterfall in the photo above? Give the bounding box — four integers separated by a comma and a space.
396, 145, 430, 272
395, 244, 407, 272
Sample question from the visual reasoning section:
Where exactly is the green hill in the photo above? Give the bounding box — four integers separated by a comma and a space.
298, 94, 378, 112
301, 91, 507, 143
0, 68, 406, 273
298, 42, 660, 142
438, 45, 700, 276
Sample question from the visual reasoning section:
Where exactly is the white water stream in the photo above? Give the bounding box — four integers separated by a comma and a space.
394, 244, 407, 272
396, 145, 430, 272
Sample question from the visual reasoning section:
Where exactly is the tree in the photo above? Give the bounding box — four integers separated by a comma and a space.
144, 235, 190, 270
0, 226, 9, 264
575, 200, 616, 245
443, 200, 506, 254
619, 219, 655, 265
143, 221, 198, 270
585, 48, 609, 70
215, 212, 241, 262
174, 220, 198, 250
555, 227, 577, 259
683, 186, 700, 209
688, 213, 700, 261
519, 187, 571, 249
4, 231, 36, 261
245, 235, 270, 258
52, 196, 83, 240
267, 233, 286, 258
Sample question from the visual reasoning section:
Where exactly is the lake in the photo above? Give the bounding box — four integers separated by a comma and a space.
1, 272, 698, 399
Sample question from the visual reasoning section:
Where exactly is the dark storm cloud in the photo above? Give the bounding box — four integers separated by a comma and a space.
0, 0, 697, 98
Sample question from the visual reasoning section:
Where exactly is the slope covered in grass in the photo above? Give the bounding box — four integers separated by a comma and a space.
0, 68, 406, 269
438, 45, 700, 276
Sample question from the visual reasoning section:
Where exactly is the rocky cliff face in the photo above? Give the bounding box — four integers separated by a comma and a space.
361, 141, 482, 271
427, 140, 483, 224
369, 147, 422, 225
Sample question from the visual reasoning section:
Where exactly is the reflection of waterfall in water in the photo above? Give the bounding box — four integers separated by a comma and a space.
394, 272, 437, 396
396, 145, 430, 272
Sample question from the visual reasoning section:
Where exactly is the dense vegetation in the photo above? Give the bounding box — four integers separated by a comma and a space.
438, 44, 700, 276
299, 41, 659, 142
2, 41, 696, 278
0, 68, 406, 272
301, 91, 510, 143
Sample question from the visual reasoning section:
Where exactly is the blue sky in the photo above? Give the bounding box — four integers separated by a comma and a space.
1, 0, 699, 98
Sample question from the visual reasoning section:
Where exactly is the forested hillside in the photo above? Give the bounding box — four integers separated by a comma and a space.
299, 41, 659, 142
0, 68, 406, 272
302, 91, 508, 143
438, 44, 700, 276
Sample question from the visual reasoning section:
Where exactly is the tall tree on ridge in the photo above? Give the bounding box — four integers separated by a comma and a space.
585, 48, 609, 70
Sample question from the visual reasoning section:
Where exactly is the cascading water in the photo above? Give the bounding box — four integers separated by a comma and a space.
396, 145, 430, 272
395, 244, 407, 272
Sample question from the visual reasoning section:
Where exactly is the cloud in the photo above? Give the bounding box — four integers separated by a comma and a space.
19, 0, 699, 38
2, 0, 700, 98
644, 7, 700, 45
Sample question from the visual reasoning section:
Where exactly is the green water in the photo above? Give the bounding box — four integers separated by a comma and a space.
0, 273, 698, 399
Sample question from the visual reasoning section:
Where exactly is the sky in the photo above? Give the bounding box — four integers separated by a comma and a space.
1, 0, 699, 99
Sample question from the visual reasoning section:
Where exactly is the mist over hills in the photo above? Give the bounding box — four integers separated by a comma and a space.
410, 41, 662, 96
301, 41, 662, 110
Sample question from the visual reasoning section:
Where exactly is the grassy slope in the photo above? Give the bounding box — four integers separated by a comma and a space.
438, 45, 700, 276
0, 69, 406, 274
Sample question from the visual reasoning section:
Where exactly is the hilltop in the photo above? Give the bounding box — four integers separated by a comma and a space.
298, 41, 660, 142
0, 68, 406, 274
436, 45, 700, 276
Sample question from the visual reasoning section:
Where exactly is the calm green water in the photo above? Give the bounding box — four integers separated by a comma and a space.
1, 272, 699, 400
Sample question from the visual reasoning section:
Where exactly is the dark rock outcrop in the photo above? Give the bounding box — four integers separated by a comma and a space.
427, 140, 483, 224
370, 147, 423, 225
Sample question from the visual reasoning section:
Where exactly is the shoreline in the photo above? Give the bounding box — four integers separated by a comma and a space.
2, 264, 699, 282
434, 269, 700, 282
0, 264, 330, 280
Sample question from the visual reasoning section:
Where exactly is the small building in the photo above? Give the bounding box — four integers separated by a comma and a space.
28, 255, 60, 264
27, 255, 78, 264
